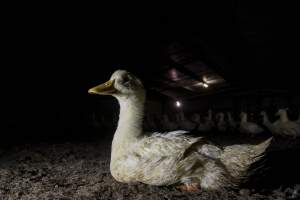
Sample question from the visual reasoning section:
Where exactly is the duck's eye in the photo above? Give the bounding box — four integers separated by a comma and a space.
121, 76, 130, 86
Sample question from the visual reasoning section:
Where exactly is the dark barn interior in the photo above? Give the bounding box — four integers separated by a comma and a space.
1, 3, 300, 200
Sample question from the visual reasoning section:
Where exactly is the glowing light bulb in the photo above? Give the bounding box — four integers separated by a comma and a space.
203, 83, 209, 88
176, 101, 181, 107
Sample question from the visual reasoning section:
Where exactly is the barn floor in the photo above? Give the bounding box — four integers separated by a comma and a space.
0, 135, 300, 200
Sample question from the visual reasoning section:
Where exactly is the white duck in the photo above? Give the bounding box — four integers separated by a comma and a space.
273, 109, 300, 137
204, 109, 215, 131
239, 112, 264, 136
191, 114, 210, 132
191, 113, 201, 126
216, 112, 227, 132
88, 70, 272, 191
227, 112, 237, 131
260, 111, 276, 134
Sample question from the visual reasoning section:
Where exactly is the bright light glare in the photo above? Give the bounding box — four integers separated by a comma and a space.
203, 83, 209, 88
176, 101, 181, 107
194, 82, 209, 88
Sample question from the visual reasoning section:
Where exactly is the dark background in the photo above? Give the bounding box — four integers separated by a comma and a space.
1, 2, 297, 143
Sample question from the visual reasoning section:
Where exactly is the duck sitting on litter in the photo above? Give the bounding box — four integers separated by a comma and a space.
273, 109, 300, 137
216, 112, 227, 132
204, 109, 215, 131
239, 112, 264, 136
88, 70, 272, 191
227, 112, 237, 131
260, 111, 276, 134
191, 114, 211, 132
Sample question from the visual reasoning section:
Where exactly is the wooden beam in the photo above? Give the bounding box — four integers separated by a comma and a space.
167, 43, 235, 85
185, 86, 241, 100
169, 60, 203, 82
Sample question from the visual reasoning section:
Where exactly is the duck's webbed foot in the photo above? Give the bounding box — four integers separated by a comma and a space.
176, 183, 201, 192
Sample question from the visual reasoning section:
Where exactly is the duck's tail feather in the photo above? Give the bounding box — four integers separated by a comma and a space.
220, 137, 273, 181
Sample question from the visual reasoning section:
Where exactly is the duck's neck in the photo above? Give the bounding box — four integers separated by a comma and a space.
111, 93, 145, 159
208, 110, 212, 120
219, 114, 224, 122
227, 113, 232, 121
279, 111, 289, 122
262, 113, 270, 124
241, 114, 247, 123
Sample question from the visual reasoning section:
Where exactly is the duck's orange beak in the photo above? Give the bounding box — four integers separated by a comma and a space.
88, 80, 116, 95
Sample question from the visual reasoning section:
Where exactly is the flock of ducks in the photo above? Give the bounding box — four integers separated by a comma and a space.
144, 109, 300, 138
88, 70, 296, 192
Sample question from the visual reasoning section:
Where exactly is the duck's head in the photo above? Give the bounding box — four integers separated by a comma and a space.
240, 112, 246, 117
88, 70, 145, 99
275, 108, 288, 116
217, 112, 224, 120
240, 112, 247, 121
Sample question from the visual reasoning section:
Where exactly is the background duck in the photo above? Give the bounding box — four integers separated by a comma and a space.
227, 112, 237, 131
88, 69, 272, 191
216, 112, 227, 132
192, 114, 211, 132
239, 112, 264, 136
273, 109, 300, 138
204, 109, 215, 132
260, 111, 276, 134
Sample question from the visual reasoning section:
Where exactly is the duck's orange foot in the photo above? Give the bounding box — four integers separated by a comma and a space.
176, 183, 201, 192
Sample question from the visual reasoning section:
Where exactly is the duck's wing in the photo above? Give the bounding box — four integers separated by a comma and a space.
248, 122, 264, 133
135, 130, 223, 161
135, 130, 201, 157
125, 131, 232, 187
121, 131, 206, 185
